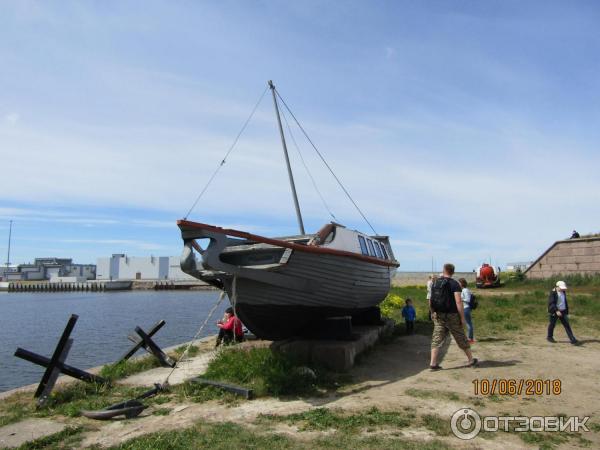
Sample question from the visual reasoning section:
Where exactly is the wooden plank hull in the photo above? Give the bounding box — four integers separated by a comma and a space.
224, 252, 392, 339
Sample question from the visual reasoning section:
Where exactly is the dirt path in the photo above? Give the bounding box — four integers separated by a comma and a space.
78, 329, 600, 449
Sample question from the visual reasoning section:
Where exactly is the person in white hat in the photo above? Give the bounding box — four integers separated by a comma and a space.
547, 280, 578, 344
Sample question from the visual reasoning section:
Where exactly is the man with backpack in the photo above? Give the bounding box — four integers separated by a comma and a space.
429, 263, 478, 370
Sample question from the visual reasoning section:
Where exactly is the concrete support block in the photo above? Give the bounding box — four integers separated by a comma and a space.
272, 319, 394, 372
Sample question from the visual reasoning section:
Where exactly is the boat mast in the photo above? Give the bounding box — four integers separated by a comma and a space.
268, 80, 305, 235
5, 220, 12, 276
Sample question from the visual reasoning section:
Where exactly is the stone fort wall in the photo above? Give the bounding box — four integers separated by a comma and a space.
525, 237, 600, 279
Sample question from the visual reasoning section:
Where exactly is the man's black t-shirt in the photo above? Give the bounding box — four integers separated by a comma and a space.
432, 276, 462, 313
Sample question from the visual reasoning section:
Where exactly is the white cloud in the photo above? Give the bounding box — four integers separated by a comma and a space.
59, 239, 168, 251
3, 112, 20, 126
385, 46, 396, 59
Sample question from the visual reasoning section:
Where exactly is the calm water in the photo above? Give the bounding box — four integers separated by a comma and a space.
0, 290, 228, 393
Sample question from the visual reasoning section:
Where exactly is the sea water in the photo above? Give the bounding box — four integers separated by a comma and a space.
0, 290, 228, 392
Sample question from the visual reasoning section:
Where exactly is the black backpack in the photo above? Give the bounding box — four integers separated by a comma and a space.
470, 293, 478, 310
430, 278, 454, 312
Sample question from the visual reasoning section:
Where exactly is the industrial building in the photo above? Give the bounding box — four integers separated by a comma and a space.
525, 236, 600, 279
1, 258, 96, 282
96, 254, 195, 281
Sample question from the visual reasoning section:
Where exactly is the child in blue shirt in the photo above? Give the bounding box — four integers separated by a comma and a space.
401, 298, 416, 334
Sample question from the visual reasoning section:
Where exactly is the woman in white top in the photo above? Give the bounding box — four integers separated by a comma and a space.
459, 278, 475, 343
426, 275, 435, 321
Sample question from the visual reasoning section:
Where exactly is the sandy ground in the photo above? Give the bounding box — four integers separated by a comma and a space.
68, 327, 600, 449
2, 327, 598, 449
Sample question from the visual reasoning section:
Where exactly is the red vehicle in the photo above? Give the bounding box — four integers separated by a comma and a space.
476, 263, 501, 288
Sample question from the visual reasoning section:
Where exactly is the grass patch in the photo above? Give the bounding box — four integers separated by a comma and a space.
111, 420, 451, 450
421, 414, 451, 436
257, 406, 414, 433
174, 344, 200, 357
405, 388, 459, 402
0, 382, 152, 426
519, 431, 569, 449
99, 356, 162, 381
17, 426, 83, 450
152, 407, 172, 416
172, 383, 242, 406
201, 347, 338, 397
257, 406, 452, 440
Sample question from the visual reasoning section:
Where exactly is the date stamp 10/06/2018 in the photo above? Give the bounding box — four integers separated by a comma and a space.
472, 378, 562, 396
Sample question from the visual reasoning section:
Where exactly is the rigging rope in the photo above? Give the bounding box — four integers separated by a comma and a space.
231, 275, 239, 343
162, 290, 227, 386
183, 86, 270, 220
275, 89, 378, 235
279, 104, 338, 222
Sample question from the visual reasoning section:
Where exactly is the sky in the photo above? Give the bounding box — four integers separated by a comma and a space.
1, 0, 599, 271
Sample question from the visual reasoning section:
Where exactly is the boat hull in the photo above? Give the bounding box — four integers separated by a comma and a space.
224, 252, 392, 339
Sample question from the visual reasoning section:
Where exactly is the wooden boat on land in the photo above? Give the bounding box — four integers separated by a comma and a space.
178, 82, 399, 340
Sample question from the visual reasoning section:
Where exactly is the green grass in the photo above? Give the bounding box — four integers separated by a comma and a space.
386, 280, 600, 337
201, 347, 338, 397
174, 344, 200, 357
0, 382, 154, 426
501, 272, 600, 289
421, 414, 451, 436
519, 431, 570, 449
172, 382, 243, 406
256, 406, 454, 442
256, 407, 414, 433
110, 420, 451, 450
404, 388, 459, 402
16, 426, 83, 450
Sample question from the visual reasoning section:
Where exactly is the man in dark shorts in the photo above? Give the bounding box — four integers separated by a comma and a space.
429, 263, 478, 370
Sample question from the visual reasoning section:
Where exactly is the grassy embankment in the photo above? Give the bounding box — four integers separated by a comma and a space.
384, 273, 600, 337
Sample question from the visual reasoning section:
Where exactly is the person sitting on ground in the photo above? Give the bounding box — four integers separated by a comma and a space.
459, 278, 475, 344
547, 281, 578, 345
401, 298, 416, 334
215, 307, 244, 347
571, 230, 580, 239
429, 263, 478, 371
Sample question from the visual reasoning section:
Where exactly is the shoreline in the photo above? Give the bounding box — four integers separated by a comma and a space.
0, 335, 217, 400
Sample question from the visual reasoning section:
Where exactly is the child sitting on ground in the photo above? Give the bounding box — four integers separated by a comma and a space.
401, 298, 416, 334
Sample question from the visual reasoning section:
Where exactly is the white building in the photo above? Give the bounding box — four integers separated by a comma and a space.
96, 254, 196, 281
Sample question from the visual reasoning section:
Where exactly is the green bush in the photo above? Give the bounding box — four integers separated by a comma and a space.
380, 293, 405, 318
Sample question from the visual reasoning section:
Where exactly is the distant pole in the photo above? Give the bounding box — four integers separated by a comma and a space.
5, 220, 12, 275
268, 80, 305, 235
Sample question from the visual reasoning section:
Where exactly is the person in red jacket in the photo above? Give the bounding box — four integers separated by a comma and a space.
216, 307, 244, 347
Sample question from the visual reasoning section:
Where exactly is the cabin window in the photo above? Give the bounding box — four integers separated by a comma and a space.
373, 241, 383, 258
379, 243, 389, 260
357, 236, 368, 255
366, 239, 376, 257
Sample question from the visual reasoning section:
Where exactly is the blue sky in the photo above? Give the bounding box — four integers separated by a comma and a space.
1, 1, 599, 271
